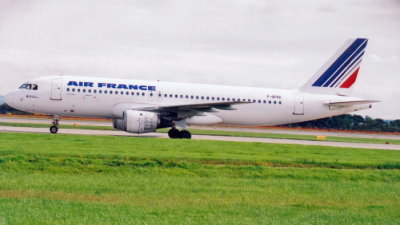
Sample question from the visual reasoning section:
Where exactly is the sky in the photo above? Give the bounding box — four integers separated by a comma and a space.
0, 0, 399, 119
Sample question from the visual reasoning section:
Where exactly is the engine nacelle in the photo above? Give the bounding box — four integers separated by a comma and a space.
113, 110, 159, 134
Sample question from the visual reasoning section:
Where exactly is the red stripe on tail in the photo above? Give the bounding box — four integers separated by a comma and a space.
340, 67, 360, 88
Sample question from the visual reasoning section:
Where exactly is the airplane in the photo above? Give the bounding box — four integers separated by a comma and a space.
4, 38, 377, 139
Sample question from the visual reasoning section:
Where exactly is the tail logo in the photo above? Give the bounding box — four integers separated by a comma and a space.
312, 38, 368, 89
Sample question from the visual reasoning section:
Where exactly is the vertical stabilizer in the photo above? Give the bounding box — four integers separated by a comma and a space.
300, 38, 368, 96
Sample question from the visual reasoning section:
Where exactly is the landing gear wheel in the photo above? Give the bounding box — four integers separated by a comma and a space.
168, 128, 181, 139
50, 126, 58, 134
180, 130, 192, 139
50, 115, 60, 134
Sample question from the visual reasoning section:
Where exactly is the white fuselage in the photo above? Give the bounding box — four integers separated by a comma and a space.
5, 76, 368, 126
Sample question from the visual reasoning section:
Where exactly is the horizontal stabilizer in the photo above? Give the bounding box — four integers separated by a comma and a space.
325, 100, 379, 107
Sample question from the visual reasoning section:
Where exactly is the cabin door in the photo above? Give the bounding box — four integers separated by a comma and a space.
293, 93, 304, 115
50, 78, 63, 100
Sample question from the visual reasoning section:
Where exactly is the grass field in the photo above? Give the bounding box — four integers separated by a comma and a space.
1, 121, 400, 145
0, 132, 399, 224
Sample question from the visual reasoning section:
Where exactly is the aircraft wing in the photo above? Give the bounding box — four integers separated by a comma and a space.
112, 101, 251, 119
325, 100, 379, 107
140, 101, 251, 119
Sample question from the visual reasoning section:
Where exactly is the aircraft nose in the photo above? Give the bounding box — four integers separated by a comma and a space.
4, 91, 18, 108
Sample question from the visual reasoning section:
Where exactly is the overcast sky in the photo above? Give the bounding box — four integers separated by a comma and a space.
0, 0, 399, 119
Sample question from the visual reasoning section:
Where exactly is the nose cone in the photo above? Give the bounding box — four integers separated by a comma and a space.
4, 91, 19, 109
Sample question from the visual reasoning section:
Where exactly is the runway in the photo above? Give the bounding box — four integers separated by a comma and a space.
1, 116, 400, 140
1, 125, 400, 151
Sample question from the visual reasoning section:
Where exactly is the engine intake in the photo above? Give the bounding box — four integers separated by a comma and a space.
113, 110, 159, 134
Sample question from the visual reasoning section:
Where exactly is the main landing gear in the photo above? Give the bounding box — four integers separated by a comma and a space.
168, 125, 192, 139
50, 115, 60, 134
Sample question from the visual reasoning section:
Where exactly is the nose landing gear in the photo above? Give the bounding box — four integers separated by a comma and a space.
50, 115, 60, 134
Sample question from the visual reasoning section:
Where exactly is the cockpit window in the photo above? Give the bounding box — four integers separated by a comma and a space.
19, 83, 31, 89
18, 83, 38, 90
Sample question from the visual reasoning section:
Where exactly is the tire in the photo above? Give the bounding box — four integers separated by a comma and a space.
50, 126, 58, 134
180, 130, 192, 139
168, 128, 181, 138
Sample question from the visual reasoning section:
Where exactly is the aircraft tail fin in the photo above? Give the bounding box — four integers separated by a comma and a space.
300, 38, 368, 96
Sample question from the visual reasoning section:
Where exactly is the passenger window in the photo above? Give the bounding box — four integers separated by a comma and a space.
142, 93, 145, 96
72, 88, 75, 92
99, 90, 102, 94
110, 91, 113, 94
88, 89, 91, 93
150, 93, 153, 97
77, 89, 80, 92
67, 88, 70, 92
104, 90, 108, 94
158, 93, 161, 97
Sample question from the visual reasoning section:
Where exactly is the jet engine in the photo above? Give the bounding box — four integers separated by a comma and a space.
113, 110, 159, 134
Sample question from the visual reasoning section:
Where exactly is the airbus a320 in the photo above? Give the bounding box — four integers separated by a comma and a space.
5, 38, 377, 139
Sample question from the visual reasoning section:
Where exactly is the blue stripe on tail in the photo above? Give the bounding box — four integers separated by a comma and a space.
312, 38, 368, 87
330, 52, 364, 87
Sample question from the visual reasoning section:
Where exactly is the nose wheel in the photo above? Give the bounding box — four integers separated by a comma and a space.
50, 126, 59, 134
50, 115, 60, 134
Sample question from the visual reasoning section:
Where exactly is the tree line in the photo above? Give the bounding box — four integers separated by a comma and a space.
284, 114, 400, 133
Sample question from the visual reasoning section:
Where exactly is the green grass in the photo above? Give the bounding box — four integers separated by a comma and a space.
1, 121, 400, 145
0, 132, 399, 224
